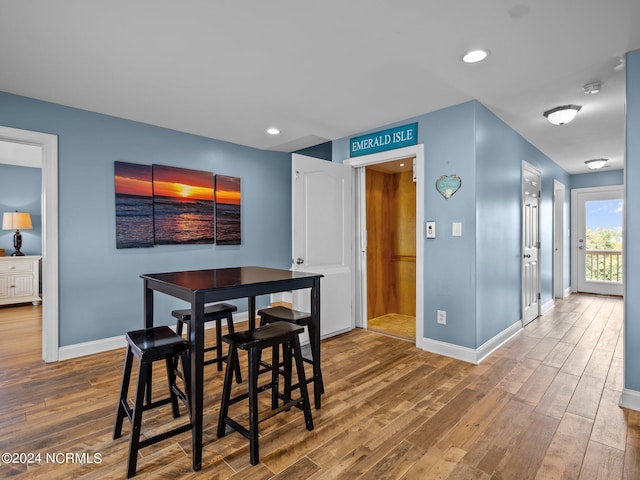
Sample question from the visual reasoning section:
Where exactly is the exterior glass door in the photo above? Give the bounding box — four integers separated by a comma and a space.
575, 187, 624, 296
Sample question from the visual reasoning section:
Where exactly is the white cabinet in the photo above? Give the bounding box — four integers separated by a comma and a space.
0, 256, 41, 306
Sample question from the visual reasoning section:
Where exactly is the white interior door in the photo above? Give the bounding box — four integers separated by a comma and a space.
522, 164, 541, 325
291, 154, 353, 338
573, 186, 624, 296
553, 180, 566, 299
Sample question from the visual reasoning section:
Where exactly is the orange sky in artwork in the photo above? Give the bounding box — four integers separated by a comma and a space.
153, 180, 214, 201
216, 189, 241, 205
152, 166, 214, 201
215, 176, 241, 205
115, 175, 153, 197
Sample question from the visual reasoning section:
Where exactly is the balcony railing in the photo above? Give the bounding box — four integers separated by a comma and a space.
585, 249, 622, 282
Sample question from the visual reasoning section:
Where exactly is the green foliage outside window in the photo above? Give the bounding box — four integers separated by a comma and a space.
585, 227, 623, 282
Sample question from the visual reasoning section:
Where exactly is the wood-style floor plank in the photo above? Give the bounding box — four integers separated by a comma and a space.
1, 294, 639, 479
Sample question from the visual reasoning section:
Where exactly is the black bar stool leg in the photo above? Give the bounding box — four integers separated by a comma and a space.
114, 347, 134, 439
144, 363, 153, 406
292, 336, 314, 431
165, 357, 180, 418
306, 321, 325, 396
217, 344, 237, 439
127, 359, 149, 478
227, 313, 242, 384
271, 344, 280, 409
248, 346, 260, 465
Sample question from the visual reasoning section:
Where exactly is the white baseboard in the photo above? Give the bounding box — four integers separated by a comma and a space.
58, 334, 127, 361
564, 287, 572, 298
58, 311, 250, 361
619, 388, 640, 412
541, 299, 555, 315
422, 320, 523, 365
270, 291, 292, 304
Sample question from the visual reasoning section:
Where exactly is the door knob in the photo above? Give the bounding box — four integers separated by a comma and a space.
296, 258, 304, 264
523, 254, 531, 258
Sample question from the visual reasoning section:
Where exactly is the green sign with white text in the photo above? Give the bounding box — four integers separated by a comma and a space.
349, 123, 417, 157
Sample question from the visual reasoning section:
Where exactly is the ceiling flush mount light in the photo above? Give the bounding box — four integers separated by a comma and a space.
266, 127, 280, 135
543, 105, 582, 125
585, 158, 608, 170
582, 82, 601, 95
462, 49, 489, 63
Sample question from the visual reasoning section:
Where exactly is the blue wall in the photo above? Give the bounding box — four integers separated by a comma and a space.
0, 164, 42, 256
334, 100, 572, 350
0, 92, 292, 346
625, 49, 640, 392
571, 169, 624, 189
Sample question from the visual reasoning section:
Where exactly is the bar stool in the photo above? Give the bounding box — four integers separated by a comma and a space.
113, 326, 192, 478
258, 306, 324, 405
172, 302, 242, 383
217, 321, 314, 465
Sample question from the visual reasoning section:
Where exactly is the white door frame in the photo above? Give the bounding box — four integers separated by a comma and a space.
0, 126, 59, 362
344, 144, 424, 349
571, 185, 625, 296
553, 179, 566, 299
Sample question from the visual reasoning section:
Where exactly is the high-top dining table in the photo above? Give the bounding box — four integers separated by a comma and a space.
140, 266, 323, 471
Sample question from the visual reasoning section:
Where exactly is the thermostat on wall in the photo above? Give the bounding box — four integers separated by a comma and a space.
426, 221, 436, 238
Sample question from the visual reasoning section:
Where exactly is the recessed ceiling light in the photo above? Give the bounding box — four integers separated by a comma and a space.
462, 49, 489, 63
266, 127, 280, 135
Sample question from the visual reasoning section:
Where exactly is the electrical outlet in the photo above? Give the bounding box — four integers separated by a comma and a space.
437, 310, 446, 325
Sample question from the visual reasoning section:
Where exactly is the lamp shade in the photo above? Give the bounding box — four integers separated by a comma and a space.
543, 105, 582, 125
2, 211, 33, 230
584, 159, 608, 170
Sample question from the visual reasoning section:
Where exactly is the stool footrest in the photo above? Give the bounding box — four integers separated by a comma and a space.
260, 398, 308, 421
227, 381, 276, 406
138, 423, 192, 449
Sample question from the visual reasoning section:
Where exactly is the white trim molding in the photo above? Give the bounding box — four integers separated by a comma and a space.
541, 299, 555, 316
620, 389, 640, 412
0, 126, 59, 363
422, 320, 523, 365
344, 144, 425, 351
59, 310, 250, 361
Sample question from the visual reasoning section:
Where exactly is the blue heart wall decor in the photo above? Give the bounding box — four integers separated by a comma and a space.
436, 175, 461, 199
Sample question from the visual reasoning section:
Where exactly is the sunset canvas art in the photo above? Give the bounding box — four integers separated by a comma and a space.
215, 175, 241, 245
114, 161, 154, 248
153, 165, 215, 245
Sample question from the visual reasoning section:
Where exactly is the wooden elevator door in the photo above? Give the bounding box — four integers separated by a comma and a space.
366, 166, 416, 320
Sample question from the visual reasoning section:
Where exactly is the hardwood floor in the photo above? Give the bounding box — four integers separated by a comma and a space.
0, 294, 638, 479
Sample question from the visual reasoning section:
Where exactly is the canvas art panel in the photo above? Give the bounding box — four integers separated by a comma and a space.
215, 175, 241, 245
153, 165, 215, 245
114, 161, 154, 248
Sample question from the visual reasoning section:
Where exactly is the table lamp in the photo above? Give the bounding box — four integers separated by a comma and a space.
2, 211, 33, 256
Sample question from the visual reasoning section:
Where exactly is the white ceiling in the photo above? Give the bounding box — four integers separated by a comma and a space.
1, 1, 639, 174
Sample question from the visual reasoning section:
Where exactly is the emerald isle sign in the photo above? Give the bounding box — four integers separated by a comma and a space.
349, 123, 418, 157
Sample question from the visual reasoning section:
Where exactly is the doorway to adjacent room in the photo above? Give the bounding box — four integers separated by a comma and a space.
346, 144, 424, 349
364, 159, 416, 341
